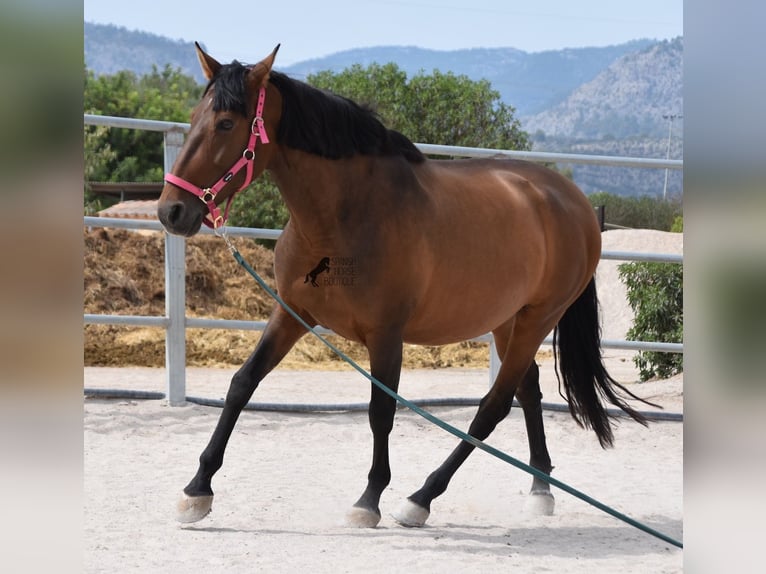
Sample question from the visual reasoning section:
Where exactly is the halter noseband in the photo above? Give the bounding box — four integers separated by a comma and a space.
164, 85, 269, 229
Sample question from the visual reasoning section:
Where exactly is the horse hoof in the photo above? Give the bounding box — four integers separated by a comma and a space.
524, 490, 555, 516
391, 499, 430, 527
176, 493, 214, 523
345, 506, 381, 528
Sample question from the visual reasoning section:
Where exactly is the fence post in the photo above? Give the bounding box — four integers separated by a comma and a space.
163, 130, 187, 405
596, 205, 606, 232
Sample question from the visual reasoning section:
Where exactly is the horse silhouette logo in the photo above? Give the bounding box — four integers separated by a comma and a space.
305, 257, 331, 287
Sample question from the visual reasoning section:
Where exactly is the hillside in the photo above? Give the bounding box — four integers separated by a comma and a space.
84, 22, 655, 120
524, 38, 683, 140
84, 22, 208, 83
525, 38, 683, 196
534, 136, 683, 198
280, 42, 654, 117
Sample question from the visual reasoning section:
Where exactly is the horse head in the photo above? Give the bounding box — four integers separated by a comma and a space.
158, 43, 281, 236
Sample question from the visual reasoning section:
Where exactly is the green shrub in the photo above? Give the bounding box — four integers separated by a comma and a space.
227, 174, 289, 240
618, 261, 683, 381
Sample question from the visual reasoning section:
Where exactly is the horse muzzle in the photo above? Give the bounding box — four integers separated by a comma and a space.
157, 196, 205, 237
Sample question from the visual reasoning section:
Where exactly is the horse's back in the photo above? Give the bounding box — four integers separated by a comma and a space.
422, 158, 594, 221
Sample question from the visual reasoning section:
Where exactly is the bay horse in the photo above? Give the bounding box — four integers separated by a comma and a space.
158, 43, 651, 528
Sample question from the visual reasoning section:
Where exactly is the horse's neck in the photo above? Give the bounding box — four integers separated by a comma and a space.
268, 148, 367, 242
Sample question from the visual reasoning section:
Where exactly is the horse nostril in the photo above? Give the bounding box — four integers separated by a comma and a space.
158, 201, 185, 228
169, 203, 184, 225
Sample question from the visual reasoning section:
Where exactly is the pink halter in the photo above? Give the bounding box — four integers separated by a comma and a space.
164, 86, 269, 229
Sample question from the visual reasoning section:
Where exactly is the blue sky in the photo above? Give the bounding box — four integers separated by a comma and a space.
84, 0, 682, 66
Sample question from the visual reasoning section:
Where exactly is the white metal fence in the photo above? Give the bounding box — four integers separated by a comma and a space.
84, 114, 683, 405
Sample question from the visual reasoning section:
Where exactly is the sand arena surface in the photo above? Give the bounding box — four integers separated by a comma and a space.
84, 358, 683, 573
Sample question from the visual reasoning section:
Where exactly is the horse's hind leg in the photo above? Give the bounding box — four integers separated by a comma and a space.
346, 329, 403, 528
515, 361, 555, 515
392, 362, 525, 526
176, 306, 308, 523
393, 317, 551, 527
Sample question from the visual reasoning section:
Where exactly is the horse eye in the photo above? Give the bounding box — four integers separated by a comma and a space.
216, 119, 234, 132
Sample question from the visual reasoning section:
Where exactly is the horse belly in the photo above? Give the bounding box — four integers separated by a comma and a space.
402, 260, 530, 346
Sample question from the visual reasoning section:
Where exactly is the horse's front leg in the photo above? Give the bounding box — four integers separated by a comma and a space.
346, 329, 403, 528
176, 306, 308, 523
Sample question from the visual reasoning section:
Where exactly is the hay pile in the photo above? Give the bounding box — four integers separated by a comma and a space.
83, 228, 488, 369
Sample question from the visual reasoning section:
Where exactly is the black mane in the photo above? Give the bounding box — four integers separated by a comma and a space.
207, 62, 424, 163
205, 61, 250, 117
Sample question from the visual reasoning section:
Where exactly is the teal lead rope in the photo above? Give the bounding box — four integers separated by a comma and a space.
226, 239, 682, 549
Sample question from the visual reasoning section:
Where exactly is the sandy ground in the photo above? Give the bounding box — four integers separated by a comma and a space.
84, 352, 683, 573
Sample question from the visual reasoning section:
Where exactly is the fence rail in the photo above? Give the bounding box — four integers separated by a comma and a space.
84, 114, 684, 170
84, 114, 684, 405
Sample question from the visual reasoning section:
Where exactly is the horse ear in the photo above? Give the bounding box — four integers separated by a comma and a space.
195, 41, 221, 81
249, 44, 281, 88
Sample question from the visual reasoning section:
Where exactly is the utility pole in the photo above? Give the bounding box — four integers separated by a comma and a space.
662, 114, 682, 201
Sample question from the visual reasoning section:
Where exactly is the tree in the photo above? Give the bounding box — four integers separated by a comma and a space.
84, 65, 202, 184
309, 63, 410, 129
308, 63, 530, 151
406, 70, 529, 149
84, 125, 117, 214
618, 261, 683, 381
227, 173, 289, 245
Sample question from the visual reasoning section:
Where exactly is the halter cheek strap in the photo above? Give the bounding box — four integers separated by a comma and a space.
164, 85, 269, 229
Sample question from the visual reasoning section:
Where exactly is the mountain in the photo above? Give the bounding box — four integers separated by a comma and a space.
84, 23, 653, 117
85, 22, 208, 83
524, 38, 683, 140
525, 38, 683, 198
279, 42, 654, 117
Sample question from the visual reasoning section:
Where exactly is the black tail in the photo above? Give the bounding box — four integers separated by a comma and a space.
553, 277, 656, 448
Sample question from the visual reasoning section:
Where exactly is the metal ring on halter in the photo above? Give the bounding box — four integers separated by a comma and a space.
201, 189, 215, 203
243, 149, 255, 161
251, 117, 263, 135
212, 215, 224, 229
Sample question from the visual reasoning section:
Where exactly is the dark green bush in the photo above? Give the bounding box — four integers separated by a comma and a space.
227, 174, 289, 234
618, 261, 683, 381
